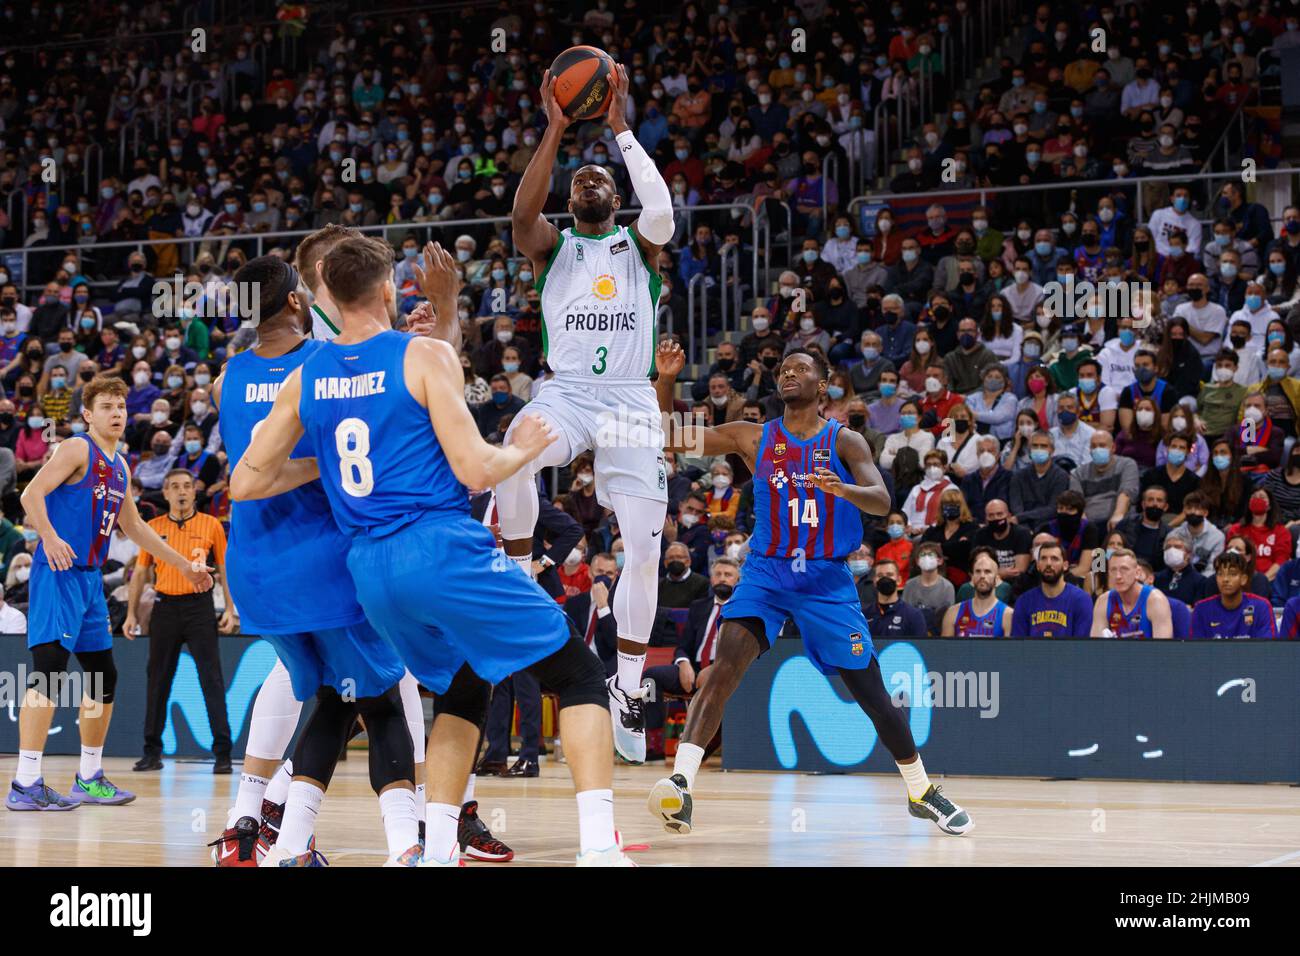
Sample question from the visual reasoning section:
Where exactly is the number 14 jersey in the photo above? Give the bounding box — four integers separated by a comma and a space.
749, 418, 863, 561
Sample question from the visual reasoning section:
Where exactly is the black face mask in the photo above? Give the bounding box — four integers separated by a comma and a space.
0, 414, 11, 428
875, 576, 897, 597
1188, 287, 1205, 302
79, 370, 94, 382
988, 518, 1008, 534
848, 413, 866, 429
932, 304, 952, 321
762, 355, 780, 369
1187, 513, 1205, 528
716, 357, 734, 370
59, 341, 72, 352
953, 419, 970, 434
666, 560, 687, 577
1056, 512, 1080, 536
713, 583, 734, 601
1144, 506, 1165, 523
941, 504, 961, 521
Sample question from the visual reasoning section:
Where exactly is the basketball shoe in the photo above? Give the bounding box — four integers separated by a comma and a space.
67, 771, 135, 806
458, 800, 514, 861
260, 836, 328, 867
908, 784, 974, 835
647, 773, 693, 834
6, 778, 78, 811
210, 816, 260, 867
606, 675, 647, 764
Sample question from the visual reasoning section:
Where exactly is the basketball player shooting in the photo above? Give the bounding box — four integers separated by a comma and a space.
502, 59, 673, 763
646, 341, 973, 838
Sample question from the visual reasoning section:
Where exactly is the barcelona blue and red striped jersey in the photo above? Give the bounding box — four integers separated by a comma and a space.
34, 434, 127, 570
749, 418, 862, 561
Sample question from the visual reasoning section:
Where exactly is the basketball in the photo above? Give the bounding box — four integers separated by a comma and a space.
549, 45, 615, 120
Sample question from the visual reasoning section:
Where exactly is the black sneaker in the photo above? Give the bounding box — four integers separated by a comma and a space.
647, 773, 693, 834
256, 798, 285, 857
458, 800, 514, 861
907, 784, 973, 835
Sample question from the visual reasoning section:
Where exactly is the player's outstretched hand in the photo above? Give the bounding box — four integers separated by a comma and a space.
413, 241, 461, 306
405, 300, 435, 336
540, 70, 571, 132
183, 563, 215, 593
656, 339, 685, 377
510, 413, 559, 461
810, 466, 845, 498
606, 62, 629, 131
42, 534, 77, 571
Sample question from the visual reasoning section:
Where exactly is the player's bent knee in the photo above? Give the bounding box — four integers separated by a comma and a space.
526, 637, 608, 710
355, 685, 415, 791
26, 641, 73, 703
75, 649, 117, 704
291, 686, 357, 788
432, 664, 491, 729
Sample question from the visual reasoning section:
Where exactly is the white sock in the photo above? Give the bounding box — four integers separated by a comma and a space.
264, 760, 293, 806
673, 742, 704, 790
575, 788, 616, 855
16, 750, 41, 787
278, 780, 324, 855
416, 781, 426, 806
461, 773, 475, 807
898, 756, 932, 800
616, 649, 647, 695
424, 802, 461, 863
508, 552, 536, 579
78, 745, 103, 780
379, 788, 420, 857
229, 772, 270, 827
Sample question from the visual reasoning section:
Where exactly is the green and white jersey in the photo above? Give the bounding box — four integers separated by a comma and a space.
310, 303, 340, 341
536, 224, 662, 381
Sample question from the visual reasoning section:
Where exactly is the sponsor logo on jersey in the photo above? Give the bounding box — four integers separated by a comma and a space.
611, 239, 629, 256
563, 311, 638, 332
769, 469, 788, 488
813, 448, 831, 463
774, 441, 786, 457
592, 274, 618, 300
313, 371, 387, 400
1243, 603, 1254, 627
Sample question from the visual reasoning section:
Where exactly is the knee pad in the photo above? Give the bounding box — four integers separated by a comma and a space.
26, 642, 71, 702
355, 685, 415, 793
74, 649, 117, 704
432, 664, 490, 729
291, 687, 357, 788
526, 636, 608, 710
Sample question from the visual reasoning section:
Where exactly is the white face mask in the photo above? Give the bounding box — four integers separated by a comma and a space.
924, 376, 941, 393
679, 512, 699, 528
799, 318, 815, 333
1163, 547, 1186, 570
565, 548, 583, 566
915, 340, 932, 355
132, 346, 147, 360
925, 465, 943, 482
978, 451, 997, 470
917, 554, 939, 572
1020, 423, 1035, 439
15, 566, 30, 583
1170, 417, 1187, 432
710, 394, 729, 407
1244, 406, 1264, 423
191, 401, 207, 417
712, 474, 732, 490
574, 471, 593, 486
495, 330, 512, 344
1136, 410, 1155, 428
726, 542, 745, 560
133, 371, 150, 387
1213, 365, 1235, 383
751, 317, 769, 332
151, 410, 168, 424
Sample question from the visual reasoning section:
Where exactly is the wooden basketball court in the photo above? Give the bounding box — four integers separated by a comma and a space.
2, 756, 1297, 867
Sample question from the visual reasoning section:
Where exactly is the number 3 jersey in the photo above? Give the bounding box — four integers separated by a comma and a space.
222, 338, 366, 633
35, 434, 126, 569
298, 330, 468, 538
750, 418, 862, 561
536, 224, 661, 381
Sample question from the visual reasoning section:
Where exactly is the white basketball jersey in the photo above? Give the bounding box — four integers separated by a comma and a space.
310, 303, 339, 340
536, 225, 662, 381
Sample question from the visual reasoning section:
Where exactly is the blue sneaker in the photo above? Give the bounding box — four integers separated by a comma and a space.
67, 771, 136, 806
7, 778, 79, 811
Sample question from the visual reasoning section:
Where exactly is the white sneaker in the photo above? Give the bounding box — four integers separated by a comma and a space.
647, 773, 693, 834
576, 844, 637, 866
606, 676, 646, 764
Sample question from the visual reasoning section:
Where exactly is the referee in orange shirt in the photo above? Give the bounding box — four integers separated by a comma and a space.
126, 469, 239, 773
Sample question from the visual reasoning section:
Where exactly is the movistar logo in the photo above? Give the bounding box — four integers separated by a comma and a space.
162, 640, 279, 753
768, 642, 931, 769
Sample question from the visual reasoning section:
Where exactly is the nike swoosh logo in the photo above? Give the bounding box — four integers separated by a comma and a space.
651, 529, 662, 537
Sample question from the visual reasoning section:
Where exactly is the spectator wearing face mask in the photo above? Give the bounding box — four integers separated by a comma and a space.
474, 373, 525, 438
902, 449, 953, 535
886, 238, 935, 304
704, 461, 739, 520
901, 542, 954, 635
559, 453, 602, 537
659, 541, 710, 610
864, 558, 928, 638
1235, 393, 1285, 476
1154, 534, 1215, 607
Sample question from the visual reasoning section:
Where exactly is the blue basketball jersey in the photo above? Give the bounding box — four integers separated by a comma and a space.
952, 598, 1008, 637
35, 434, 127, 569
298, 330, 468, 537
222, 340, 366, 633
749, 418, 862, 560
1106, 584, 1154, 639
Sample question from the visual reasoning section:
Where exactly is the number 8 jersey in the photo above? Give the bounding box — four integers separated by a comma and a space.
536, 224, 662, 380
298, 330, 469, 537
749, 418, 863, 560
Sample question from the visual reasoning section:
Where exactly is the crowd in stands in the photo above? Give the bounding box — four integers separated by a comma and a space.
0, 1, 1296, 649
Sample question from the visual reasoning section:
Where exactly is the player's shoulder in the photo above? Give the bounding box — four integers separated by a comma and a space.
1192, 594, 1221, 608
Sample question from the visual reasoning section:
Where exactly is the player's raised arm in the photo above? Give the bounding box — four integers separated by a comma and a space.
512, 70, 566, 264
813, 427, 891, 517
405, 336, 558, 489
19, 436, 91, 571
409, 241, 463, 351
606, 64, 673, 261
654, 339, 756, 460
229, 368, 321, 501
115, 462, 213, 592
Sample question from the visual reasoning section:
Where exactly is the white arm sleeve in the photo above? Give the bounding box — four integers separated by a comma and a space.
616, 129, 674, 246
